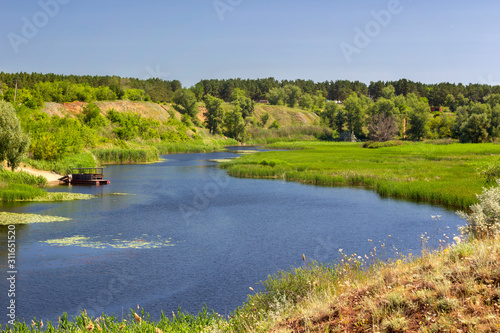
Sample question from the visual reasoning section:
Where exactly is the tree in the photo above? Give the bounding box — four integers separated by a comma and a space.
230, 88, 254, 119
299, 93, 314, 110
224, 105, 246, 141
321, 101, 340, 129
0, 101, 30, 170
204, 95, 224, 134
381, 85, 395, 100
455, 103, 492, 143
460, 113, 490, 143
173, 88, 198, 118
124, 88, 147, 101
406, 103, 429, 141
266, 87, 286, 105
368, 113, 399, 142
312, 91, 326, 112
284, 85, 302, 108
343, 93, 370, 138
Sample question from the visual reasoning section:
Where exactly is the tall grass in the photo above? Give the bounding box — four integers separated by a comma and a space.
247, 125, 334, 144
0, 183, 47, 201
154, 138, 239, 154
0, 169, 47, 186
221, 142, 499, 209
92, 147, 159, 164
0, 308, 229, 333
23, 152, 96, 175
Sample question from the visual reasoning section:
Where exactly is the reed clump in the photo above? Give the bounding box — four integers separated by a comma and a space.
92, 147, 160, 164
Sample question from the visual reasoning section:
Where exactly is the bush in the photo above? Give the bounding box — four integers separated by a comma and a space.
458, 179, 500, 238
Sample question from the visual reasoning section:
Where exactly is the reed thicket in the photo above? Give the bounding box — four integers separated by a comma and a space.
91, 147, 159, 164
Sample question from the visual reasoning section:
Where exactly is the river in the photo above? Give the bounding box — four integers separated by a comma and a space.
0, 148, 464, 324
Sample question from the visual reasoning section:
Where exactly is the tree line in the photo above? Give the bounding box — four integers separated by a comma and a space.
2, 72, 500, 107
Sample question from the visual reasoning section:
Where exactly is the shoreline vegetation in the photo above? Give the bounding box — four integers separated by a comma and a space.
3, 235, 500, 331
3, 73, 500, 331
221, 141, 500, 210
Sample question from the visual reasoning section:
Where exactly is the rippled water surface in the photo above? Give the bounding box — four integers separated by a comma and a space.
0, 149, 464, 324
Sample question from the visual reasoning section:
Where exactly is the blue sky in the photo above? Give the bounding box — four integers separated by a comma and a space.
1, 0, 499, 87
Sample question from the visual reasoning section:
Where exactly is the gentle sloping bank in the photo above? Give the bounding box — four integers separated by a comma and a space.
220, 141, 500, 209
3, 236, 500, 332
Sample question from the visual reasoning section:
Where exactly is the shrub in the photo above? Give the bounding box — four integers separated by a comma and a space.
458, 179, 500, 238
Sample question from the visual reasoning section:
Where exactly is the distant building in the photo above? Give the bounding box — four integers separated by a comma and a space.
430, 107, 443, 112
259, 100, 269, 104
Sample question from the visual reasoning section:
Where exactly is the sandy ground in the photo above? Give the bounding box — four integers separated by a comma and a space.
17, 165, 64, 186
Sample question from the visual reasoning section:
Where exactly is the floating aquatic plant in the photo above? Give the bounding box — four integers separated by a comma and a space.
0, 212, 72, 225
41, 234, 174, 249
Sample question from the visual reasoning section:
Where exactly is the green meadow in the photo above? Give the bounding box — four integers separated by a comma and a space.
221, 141, 500, 209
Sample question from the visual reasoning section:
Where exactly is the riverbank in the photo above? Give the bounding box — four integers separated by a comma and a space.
3, 235, 499, 332
220, 141, 500, 209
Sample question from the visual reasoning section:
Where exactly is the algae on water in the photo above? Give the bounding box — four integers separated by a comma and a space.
41, 235, 174, 249
23, 192, 96, 202
0, 212, 72, 225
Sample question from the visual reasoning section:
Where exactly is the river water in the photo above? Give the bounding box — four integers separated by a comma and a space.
0, 148, 464, 324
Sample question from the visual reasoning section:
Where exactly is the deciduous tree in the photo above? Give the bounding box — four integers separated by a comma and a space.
0, 101, 30, 170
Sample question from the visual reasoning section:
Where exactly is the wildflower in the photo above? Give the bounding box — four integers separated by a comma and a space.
302, 253, 305, 262
86, 320, 94, 331
249, 286, 254, 291
339, 249, 343, 252
155, 328, 164, 333
133, 312, 142, 323
453, 236, 461, 244
119, 323, 125, 330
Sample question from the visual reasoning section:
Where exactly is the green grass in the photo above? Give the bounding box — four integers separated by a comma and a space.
246, 125, 334, 144
221, 141, 500, 209
1, 308, 230, 333
154, 138, 239, 154
0, 183, 47, 201
23, 152, 97, 175
0, 168, 47, 186
92, 146, 160, 164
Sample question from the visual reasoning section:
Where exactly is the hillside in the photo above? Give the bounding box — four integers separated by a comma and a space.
40, 101, 320, 127
42, 101, 176, 122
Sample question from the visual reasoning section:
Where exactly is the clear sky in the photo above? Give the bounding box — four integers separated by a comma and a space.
1, 0, 499, 87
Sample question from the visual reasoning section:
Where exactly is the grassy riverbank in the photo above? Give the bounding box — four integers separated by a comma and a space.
3, 235, 500, 332
221, 141, 500, 209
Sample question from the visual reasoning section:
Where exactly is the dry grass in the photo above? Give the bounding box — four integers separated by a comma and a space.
267, 237, 500, 333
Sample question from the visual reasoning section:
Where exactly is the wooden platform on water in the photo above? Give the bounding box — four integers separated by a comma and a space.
59, 168, 110, 185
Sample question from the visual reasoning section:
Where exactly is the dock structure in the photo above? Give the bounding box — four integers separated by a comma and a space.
59, 168, 110, 185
